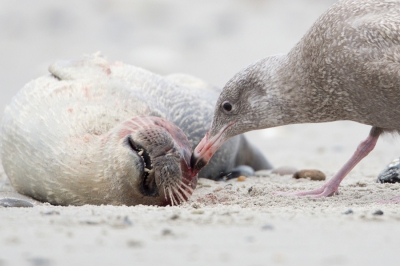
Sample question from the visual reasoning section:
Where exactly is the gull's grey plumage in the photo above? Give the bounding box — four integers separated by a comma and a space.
191, 0, 400, 200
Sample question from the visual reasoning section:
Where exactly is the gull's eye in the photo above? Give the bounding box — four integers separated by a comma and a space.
222, 101, 232, 112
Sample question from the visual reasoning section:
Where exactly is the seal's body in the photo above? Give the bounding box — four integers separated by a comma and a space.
1, 55, 271, 206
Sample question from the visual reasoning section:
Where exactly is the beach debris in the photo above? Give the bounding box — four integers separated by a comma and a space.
293, 169, 326, 181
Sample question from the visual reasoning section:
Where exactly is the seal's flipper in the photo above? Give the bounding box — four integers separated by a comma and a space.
0, 198, 34, 207
235, 136, 273, 171
218, 165, 255, 180
0, 191, 43, 208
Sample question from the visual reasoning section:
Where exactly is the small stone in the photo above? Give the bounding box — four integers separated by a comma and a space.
261, 224, 274, 230
342, 209, 353, 215
28, 257, 51, 266
254, 170, 272, 177
170, 214, 179, 220
191, 210, 204, 214
82, 220, 100, 225
237, 176, 247, 182
248, 186, 253, 193
191, 203, 200, 209
41, 210, 60, 215
162, 229, 173, 236
123, 216, 133, 226
271, 166, 298, 176
293, 169, 326, 181
372, 210, 384, 216
127, 240, 143, 248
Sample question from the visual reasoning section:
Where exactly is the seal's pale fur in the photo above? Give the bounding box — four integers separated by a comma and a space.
1, 54, 271, 206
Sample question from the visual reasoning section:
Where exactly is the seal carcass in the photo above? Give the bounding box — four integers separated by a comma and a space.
0, 54, 272, 206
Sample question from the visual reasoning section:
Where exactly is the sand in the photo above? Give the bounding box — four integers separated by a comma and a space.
1, 1, 400, 266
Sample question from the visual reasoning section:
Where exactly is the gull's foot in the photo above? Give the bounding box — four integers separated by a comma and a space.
273, 183, 338, 198
377, 196, 400, 204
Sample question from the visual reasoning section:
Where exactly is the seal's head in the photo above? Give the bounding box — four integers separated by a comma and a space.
104, 116, 197, 206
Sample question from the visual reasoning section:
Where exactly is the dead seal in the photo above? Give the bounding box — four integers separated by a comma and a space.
1, 54, 272, 206
191, 0, 400, 200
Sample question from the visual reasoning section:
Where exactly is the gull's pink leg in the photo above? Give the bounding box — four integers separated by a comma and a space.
275, 127, 383, 198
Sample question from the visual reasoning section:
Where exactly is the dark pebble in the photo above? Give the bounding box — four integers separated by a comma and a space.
123, 216, 133, 226
28, 257, 51, 266
376, 158, 400, 183
372, 210, 384, 216
293, 169, 326, 181
170, 214, 179, 220
162, 229, 173, 236
261, 224, 274, 230
82, 220, 100, 225
342, 209, 353, 215
41, 210, 60, 215
127, 240, 143, 248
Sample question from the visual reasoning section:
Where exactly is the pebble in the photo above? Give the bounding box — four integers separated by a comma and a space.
254, 170, 271, 176
271, 166, 298, 176
170, 214, 179, 220
237, 176, 247, 182
127, 240, 143, 248
162, 229, 173, 236
372, 210, 384, 216
293, 169, 326, 181
123, 216, 134, 226
261, 224, 274, 230
41, 210, 60, 215
191, 210, 205, 214
342, 209, 353, 215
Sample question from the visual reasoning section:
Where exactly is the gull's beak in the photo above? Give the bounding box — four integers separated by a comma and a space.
190, 122, 234, 173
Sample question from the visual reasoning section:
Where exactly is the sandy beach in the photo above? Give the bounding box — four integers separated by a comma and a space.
1, 1, 400, 265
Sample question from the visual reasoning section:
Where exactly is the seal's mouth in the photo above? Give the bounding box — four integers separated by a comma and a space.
127, 137, 157, 196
